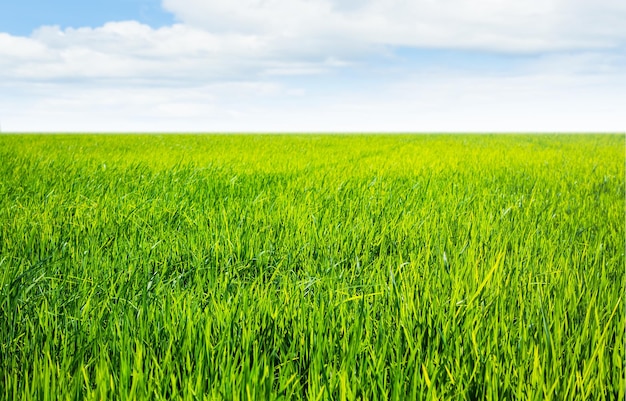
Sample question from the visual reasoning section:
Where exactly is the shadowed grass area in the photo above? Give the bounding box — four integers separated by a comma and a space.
0, 134, 624, 400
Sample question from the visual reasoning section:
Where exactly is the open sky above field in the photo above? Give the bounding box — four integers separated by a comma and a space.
1, 0, 625, 132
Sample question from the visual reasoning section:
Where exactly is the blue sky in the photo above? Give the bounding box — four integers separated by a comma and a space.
0, 0, 174, 36
1, 0, 624, 132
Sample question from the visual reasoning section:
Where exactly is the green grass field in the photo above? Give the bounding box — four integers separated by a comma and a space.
0, 134, 624, 400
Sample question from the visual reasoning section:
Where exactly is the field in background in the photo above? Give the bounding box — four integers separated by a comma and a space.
0, 134, 624, 400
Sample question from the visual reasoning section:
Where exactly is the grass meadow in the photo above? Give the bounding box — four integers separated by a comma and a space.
0, 134, 624, 400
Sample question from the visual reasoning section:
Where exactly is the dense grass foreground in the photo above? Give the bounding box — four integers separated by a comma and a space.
0, 134, 624, 400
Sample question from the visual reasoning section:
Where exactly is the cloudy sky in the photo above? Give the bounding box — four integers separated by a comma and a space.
1, 0, 625, 132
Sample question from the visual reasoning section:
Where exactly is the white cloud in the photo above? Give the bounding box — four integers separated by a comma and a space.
1, 22, 275, 81
2, 0, 625, 83
0, 33, 51, 59
0, 0, 624, 132
163, 0, 626, 52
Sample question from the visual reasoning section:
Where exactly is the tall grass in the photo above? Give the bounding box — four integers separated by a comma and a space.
0, 134, 624, 400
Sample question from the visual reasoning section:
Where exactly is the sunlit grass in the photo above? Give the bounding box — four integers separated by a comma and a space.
0, 134, 624, 400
